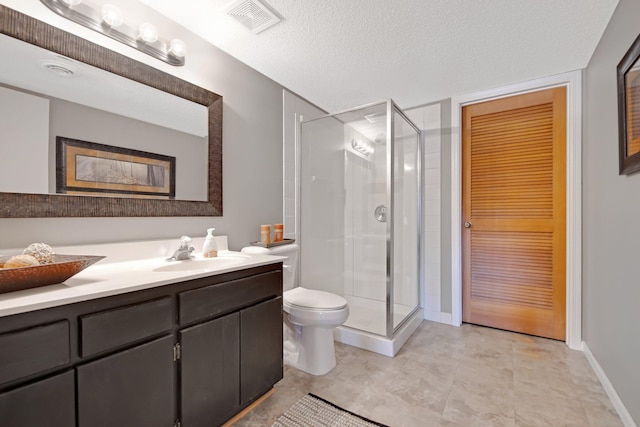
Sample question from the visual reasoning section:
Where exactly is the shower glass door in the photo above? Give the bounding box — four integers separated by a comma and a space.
391, 106, 421, 332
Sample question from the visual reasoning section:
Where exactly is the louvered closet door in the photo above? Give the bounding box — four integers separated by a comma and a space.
462, 87, 566, 340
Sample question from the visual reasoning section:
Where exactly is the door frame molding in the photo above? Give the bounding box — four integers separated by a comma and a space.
450, 70, 582, 349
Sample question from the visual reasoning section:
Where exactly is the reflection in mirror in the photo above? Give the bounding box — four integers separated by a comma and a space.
0, 34, 209, 201
0, 5, 222, 217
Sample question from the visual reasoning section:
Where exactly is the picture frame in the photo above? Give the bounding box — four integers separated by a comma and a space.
617, 33, 640, 175
56, 137, 176, 199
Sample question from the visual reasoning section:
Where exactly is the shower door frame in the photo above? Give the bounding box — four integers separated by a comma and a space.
298, 99, 423, 339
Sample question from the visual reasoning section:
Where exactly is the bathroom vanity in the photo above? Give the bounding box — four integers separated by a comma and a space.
0, 243, 284, 427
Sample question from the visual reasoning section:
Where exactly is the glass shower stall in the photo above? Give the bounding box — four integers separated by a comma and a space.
299, 100, 422, 340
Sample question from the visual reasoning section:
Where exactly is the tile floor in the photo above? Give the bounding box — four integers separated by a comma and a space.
235, 321, 623, 427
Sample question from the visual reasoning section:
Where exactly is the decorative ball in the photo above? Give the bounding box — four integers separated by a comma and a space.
5, 254, 40, 269
23, 243, 56, 264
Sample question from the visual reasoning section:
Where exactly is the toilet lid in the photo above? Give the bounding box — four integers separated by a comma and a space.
284, 287, 347, 310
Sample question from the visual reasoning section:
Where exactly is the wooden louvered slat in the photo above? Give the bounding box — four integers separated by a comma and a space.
470, 165, 552, 174
469, 104, 552, 126
462, 86, 566, 341
470, 102, 553, 221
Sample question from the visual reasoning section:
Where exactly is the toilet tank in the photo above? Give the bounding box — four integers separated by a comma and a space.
241, 243, 298, 291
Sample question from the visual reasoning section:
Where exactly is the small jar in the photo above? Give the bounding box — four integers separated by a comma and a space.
274, 223, 284, 242
260, 224, 271, 244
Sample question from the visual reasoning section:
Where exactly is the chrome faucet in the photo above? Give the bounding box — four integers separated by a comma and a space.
168, 236, 195, 261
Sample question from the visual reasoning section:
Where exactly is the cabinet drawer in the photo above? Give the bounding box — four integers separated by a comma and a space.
179, 270, 281, 325
80, 297, 172, 357
0, 321, 69, 385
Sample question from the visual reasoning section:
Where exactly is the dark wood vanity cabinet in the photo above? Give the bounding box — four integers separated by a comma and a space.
180, 297, 284, 427
179, 271, 283, 427
0, 263, 283, 427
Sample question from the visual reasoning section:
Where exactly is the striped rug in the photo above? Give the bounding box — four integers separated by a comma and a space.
272, 393, 389, 427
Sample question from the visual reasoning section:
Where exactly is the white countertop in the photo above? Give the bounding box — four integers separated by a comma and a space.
0, 237, 285, 318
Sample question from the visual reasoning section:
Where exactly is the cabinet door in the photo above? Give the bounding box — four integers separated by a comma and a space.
240, 297, 283, 404
180, 313, 240, 427
180, 312, 240, 427
77, 336, 175, 427
0, 370, 75, 427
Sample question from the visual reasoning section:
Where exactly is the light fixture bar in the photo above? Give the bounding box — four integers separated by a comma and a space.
40, 0, 186, 66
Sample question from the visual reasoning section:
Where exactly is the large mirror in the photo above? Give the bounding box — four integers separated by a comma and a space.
0, 5, 222, 217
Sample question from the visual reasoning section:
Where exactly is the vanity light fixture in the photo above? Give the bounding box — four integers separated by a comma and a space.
40, 0, 186, 66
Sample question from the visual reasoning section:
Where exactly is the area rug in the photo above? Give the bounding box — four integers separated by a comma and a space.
272, 393, 389, 427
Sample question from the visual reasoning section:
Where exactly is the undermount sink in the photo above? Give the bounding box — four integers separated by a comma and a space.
153, 254, 250, 273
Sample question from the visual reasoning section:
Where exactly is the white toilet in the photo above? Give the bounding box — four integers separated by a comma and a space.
241, 243, 349, 375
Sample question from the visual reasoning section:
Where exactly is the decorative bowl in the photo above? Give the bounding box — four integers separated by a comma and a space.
0, 255, 105, 294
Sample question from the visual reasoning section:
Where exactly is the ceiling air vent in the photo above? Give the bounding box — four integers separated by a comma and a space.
225, 0, 281, 34
39, 60, 77, 77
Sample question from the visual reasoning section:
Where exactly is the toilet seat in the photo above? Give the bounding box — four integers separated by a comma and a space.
284, 287, 347, 311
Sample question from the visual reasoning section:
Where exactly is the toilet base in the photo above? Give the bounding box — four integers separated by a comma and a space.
284, 317, 338, 376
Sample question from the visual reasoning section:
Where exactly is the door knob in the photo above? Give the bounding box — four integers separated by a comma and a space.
464, 221, 472, 228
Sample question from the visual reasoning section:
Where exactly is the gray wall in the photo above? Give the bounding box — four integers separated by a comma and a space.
0, 1, 284, 251
583, 0, 640, 421
0, 86, 49, 194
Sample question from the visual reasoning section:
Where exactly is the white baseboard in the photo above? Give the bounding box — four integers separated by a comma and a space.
423, 310, 455, 326
583, 343, 637, 427
440, 312, 453, 325
423, 309, 441, 322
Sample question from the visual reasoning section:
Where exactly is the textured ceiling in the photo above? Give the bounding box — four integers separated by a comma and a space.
139, 0, 618, 112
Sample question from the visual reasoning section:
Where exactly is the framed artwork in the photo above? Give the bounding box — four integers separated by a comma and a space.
617, 33, 640, 175
56, 137, 176, 199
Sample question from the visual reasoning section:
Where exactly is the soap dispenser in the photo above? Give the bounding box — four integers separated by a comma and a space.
202, 228, 218, 258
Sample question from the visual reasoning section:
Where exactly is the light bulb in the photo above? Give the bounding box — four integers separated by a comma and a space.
168, 39, 187, 58
138, 23, 158, 43
61, 0, 82, 6
101, 4, 123, 27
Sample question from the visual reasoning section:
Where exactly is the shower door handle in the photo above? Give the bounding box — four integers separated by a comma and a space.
375, 205, 387, 222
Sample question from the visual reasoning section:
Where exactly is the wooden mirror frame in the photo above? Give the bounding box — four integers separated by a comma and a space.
617, 32, 640, 175
0, 6, 222, 217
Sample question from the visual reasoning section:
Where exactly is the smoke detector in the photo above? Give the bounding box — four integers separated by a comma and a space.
225, 0, 281, 34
